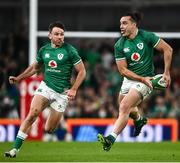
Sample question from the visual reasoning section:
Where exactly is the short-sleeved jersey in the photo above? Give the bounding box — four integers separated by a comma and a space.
36, 42, 81, 93
114, 29, 160, 77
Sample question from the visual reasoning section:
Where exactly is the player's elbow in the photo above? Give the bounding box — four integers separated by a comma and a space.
79, 68, 86, 79
81, 69, 86, 80
34, 67, 40, 74
33, 62, 42, 74
165, 46, 173, 60
168, 46, 173, 55
119, 67, 127, 77
164, 44, 173, 55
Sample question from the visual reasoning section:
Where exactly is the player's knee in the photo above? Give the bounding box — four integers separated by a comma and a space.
119, 102, 130, 115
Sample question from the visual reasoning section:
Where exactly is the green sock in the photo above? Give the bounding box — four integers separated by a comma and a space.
13, 130, 28, 150
13, 137, 24, 150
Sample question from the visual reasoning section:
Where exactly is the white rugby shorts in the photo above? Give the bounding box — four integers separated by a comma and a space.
120, 77, 153, 99
34, 81, 69, 112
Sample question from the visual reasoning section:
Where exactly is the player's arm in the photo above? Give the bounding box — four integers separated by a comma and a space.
155, 39, 173, 87
65, 61, 86, 100
9, 62, 42, 84
116, 59, 153, 88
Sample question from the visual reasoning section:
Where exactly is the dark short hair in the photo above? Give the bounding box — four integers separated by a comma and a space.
122, 11, 143, 26
49, 21, 65, 32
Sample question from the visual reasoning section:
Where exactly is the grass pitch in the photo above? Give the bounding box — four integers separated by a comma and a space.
0, 141, 180, 162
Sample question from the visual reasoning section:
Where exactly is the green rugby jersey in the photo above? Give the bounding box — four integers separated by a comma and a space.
114, 29, 160, 77
36, 42, 81, 93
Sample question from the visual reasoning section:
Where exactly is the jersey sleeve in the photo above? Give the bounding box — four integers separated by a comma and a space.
70, 47, 82, 65
114, 38, 126, 61
36, 47, 44, 64
146, 31, 160, 48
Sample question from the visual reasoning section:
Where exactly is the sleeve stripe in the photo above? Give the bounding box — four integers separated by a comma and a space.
73, 59, 82, 65
115, 58, 126, 61
153, 38, 160, 48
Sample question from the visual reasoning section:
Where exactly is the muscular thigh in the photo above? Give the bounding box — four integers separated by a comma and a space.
121, 88, 142, 110
118, 94, 125, 103
29, 94, 49, 115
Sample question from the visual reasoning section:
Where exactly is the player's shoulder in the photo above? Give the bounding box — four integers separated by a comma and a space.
114, 36, 126, 48
138, 29, 155, 38
63, 42, 76, 50
39, 43, 51, 51
138, 29, 160, 44
63, 42, 78, 53
40, 43, 51, 50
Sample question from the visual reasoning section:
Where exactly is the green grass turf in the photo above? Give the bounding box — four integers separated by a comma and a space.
0, 141, 180, 162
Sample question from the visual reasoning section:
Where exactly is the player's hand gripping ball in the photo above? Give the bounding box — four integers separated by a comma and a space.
151, 74, 167, 90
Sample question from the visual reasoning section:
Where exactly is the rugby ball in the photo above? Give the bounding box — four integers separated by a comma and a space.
151, 74, 167, 90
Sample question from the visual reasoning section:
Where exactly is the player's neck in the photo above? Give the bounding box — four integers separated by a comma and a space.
128, 28, 138, 39
51, 42, 63, 48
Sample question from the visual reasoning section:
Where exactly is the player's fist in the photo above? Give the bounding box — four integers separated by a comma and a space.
65, 89, 77, 100
142, 77, 153, 89
9, 76, 18, 84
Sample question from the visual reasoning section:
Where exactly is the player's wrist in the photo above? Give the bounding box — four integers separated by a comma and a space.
140, 77, 145, 83
70, 87, 77, 91
163, 71, 170, 75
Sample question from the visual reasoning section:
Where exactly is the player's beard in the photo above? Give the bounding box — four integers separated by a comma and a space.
121, 29, 132, 38
54, 39, 64, 47
121, 29, 127, 36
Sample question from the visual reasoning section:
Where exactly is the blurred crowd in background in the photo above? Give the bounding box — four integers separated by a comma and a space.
0, 29, 180, 120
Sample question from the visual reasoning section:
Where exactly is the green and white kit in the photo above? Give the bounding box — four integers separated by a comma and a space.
35, 42, 82, 111
114, 29, 160, 99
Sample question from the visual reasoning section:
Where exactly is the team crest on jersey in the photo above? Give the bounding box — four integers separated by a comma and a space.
131, 53, 140, 61
57, 53, 64, 60
137, 43, 144, 50
48, 60, 57, 68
